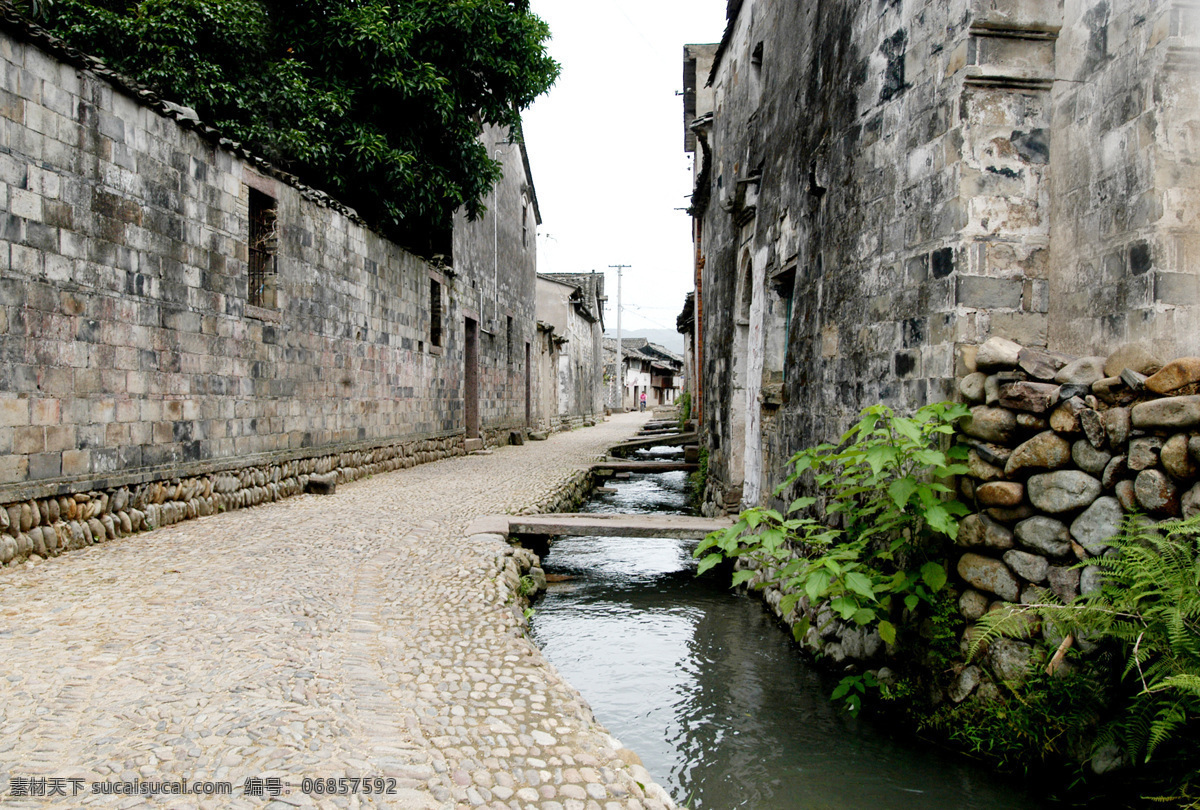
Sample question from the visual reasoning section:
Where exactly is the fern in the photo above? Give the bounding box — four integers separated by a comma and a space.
971, 514, 1200, 802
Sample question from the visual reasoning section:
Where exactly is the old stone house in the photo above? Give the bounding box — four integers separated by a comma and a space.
533, 272, 606, 431
0, 13, 543, 560
686, 0, 1200, 514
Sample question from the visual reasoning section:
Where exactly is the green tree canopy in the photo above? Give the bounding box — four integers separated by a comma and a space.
27, 0, 558, 255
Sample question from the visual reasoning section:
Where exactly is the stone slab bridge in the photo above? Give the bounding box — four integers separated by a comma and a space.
468, 513, 733, 541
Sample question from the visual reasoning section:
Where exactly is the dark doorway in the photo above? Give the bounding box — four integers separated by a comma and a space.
465, 317, 480, 439
525, 341, 532, 427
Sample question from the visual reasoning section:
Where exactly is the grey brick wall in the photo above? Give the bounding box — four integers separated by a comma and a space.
0, 26, 535, 502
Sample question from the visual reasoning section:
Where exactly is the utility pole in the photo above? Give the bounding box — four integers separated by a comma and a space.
609, 265, 629, 410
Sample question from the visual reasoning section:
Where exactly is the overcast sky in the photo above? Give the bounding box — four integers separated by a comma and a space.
523, 0, 728, 341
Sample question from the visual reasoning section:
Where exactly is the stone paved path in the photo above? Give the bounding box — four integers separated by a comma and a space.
0, 412, 678, 809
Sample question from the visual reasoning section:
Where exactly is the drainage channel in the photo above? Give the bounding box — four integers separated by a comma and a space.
529, 445, 1052, 809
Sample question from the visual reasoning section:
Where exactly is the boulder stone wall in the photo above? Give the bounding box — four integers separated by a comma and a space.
0, 434, 466, 568
948, 337, 1200, 701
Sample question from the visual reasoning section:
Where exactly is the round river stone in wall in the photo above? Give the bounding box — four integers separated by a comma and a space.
1127, 436, 1163, 471
1070, 496, 1123, 555
1026, 471, 1102, 513
1131, 395, 1200, 430
1183, 483, 1200, 519
976, 481, 1024, 508
1002, 549, 1049, 583
957, 553, 1020, 601
961, 406, 1018, 444
1102, 407, 1132, 447
1161, 434, 1197, 479
1072, 440, 1112, 475
1145, 357, 1200, 394
1104, 343, 1163, 378
1015, 516, 1072, 557
960, 372, 987, 402
1047, 565, 1081, 602
968, 450, 1005, 482
1055, 356, 1106, 386
1050, 398, 1086, 434
988, 638, 1044, 685
1101, 455, 1127, 489
1135, 469, 1179, 514
1005, 431, 1072, 476
1115, 479, 1137, 511
976, 336, 1023, 371
956, 513, 1015, 550
999, 381, 1061, 414
959, 589, 990, 620
987, 504, 1035, 522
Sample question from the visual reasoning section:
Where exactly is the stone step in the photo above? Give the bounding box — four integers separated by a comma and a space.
594, 460, 698, 473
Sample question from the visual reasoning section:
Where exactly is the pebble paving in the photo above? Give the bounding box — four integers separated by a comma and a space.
0, 412, 677, 809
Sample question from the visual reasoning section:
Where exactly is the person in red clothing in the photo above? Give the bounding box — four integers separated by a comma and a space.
639, 392, 647, 411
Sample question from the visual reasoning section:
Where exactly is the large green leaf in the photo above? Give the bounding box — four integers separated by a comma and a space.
877, 620, 897, 645
731, 569, 756, 587
920, 561, 948, 592
844, 571, 878, 602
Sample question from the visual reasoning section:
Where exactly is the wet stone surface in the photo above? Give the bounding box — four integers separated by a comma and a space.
0, 412, 672, 809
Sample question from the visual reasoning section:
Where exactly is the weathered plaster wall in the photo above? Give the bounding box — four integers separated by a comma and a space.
1048, 1, 1200, 357
698, 0, 976, 512
0, 24, 535, 508
695, 0, 1199, 515
535, 273, 604, 427
451, 127, 539, 438
532, 325, 559, 431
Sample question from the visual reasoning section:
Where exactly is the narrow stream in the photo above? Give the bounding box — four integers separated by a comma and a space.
531, 446, 1050, 809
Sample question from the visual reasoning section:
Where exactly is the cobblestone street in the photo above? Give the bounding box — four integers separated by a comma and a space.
0, 412, 677, 810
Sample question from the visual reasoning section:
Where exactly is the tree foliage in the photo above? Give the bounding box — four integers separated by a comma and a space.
25, 0, 559, 254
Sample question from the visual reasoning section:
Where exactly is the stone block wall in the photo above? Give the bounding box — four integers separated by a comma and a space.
1049, 1, 1200, 357
0, 18, 538, 563
949, 336, 1200, 700
692, 0, 1199, 519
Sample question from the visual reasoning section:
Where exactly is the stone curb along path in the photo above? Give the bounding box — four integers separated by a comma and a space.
0, 412, 678, 809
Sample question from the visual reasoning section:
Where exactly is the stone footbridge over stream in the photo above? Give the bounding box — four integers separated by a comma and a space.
0, 412, 688, 810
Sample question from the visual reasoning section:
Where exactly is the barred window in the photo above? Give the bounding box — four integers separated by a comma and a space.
248, 188, 278, 309
430, 278, 443, 348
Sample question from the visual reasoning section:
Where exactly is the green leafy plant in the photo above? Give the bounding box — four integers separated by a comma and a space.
688, 445, 708, 505
919, 668, 1106, 773
517, 574, 537, 598
971, 514, 1200, 803
676, 391, 692, 431
695, 401, 970, 708
831, 670, 881, 715
30, 0, 559, 255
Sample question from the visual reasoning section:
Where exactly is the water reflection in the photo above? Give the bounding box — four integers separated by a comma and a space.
532, 457, 1048, 809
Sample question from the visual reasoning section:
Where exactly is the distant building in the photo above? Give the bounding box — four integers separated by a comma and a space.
604, 338, 684, 411
534, 273, 606, 430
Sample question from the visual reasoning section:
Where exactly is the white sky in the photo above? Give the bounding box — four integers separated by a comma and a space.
523, 0, 728, 339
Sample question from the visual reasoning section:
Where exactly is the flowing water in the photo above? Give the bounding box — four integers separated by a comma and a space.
530, 446, 1050, 810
